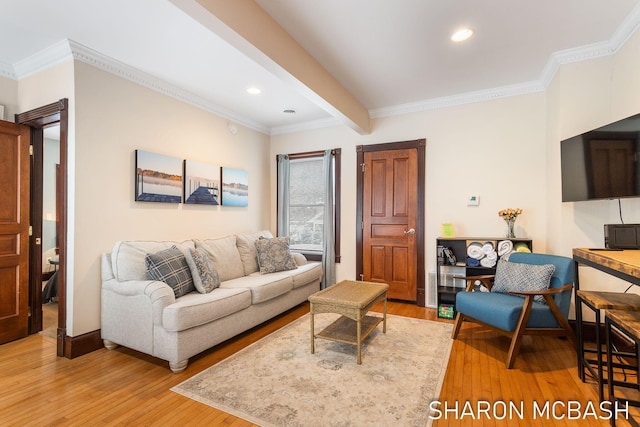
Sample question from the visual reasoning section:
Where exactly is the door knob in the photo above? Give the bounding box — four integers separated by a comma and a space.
404, 228, 416, 235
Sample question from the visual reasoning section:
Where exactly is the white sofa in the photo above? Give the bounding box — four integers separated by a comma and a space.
100, 231, 322, 373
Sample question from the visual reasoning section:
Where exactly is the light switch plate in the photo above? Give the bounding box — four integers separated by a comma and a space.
467, 195, 479, 206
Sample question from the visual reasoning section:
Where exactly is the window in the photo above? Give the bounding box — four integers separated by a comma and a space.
277, 149, 341, 262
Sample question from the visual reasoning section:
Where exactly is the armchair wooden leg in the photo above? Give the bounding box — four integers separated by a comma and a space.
544, 294, 576, 349
506, 297, 534, 369
452, 312, 464, 339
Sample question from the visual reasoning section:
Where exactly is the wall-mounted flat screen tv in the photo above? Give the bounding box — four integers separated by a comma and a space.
561, 113, 640, 202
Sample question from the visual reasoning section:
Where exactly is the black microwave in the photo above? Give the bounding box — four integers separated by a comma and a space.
604, 224, 640, 249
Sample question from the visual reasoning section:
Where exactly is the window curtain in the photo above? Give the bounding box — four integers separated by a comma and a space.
276, 154, 289, 237
321, 150, 336, 289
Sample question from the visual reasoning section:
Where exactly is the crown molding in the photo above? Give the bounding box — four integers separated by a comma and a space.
13, 39, 73, 78
9, 39, 269, 135
0, 60, 16, 79
370, 3, 640, 121
5, 2, 640, 134
610, 2, 640, 53
67, 40, 270, 135
369, 80, 545, 119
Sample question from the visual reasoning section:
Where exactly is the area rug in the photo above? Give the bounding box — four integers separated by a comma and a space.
172, 313, 453, 427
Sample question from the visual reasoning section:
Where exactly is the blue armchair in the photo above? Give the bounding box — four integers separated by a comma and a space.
451, 252, 575, 368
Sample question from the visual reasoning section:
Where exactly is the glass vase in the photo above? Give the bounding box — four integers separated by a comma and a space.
505, 219, 516, 239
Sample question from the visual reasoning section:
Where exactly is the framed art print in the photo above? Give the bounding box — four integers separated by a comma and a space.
135, 150, 183, 203
221, 167, 248, 206
184, 160, 220, 205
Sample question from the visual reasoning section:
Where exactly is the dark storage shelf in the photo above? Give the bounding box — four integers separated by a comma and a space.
437, 286, 462, 295
435, 237, 533, 318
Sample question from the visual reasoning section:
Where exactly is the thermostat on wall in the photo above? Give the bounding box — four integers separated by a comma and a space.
467, 195, 479, 206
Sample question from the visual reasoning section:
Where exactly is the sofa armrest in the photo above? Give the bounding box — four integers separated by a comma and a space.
102, 277, 175, 329
102, 277, 175, 302
101, 252, 115, 282
292, 252, 308, 266
101, 252, 175, 304
101, 262, 176, 354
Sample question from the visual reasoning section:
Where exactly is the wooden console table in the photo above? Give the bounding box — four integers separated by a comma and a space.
573, 248, 640, 402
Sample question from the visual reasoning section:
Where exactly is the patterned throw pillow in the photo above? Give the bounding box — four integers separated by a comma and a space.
146, 245, 195, 298
185, 247, 221, 293
254, 236, 298, 274
492, 259, 555, 305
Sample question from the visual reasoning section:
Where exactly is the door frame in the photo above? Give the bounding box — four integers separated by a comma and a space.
16, 99, 69, 357
356, 139, 426, 306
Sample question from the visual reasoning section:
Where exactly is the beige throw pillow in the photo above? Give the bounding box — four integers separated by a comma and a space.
196, 235, 245, 282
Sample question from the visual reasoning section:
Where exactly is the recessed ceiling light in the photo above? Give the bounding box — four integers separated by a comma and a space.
246, 87, 261, 95
451, 28, 474, 42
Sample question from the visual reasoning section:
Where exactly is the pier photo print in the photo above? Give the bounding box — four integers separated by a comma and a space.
134, 150, 183, 203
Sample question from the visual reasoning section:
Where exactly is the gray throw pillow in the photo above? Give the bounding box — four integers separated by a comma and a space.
185, 247, 221, 293
146, 245, 195, 298
254, 236, 297, 274
492, 259, 555, 305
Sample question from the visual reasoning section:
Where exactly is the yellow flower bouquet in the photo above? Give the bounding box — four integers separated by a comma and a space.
498, 208, 522, 238
498, 208, 523, 221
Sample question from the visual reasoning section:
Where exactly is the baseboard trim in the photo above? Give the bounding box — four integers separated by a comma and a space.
64, 329, 103, 359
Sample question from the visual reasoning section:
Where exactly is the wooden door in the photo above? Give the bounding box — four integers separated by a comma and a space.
0, 120, 31, 344
362, 148, 418, 301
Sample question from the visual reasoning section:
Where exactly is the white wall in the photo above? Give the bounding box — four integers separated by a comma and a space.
271, 90, 549, 302
13, 61, 78, 327
71, 61, 270, 335
0, 75, 19, 120
544, 27, 640, 321
3, 24, 640, 335
272, 28, 640, 313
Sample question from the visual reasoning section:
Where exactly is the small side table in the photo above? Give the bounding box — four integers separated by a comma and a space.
605, 310, 640, 426
576, 291, 640, 402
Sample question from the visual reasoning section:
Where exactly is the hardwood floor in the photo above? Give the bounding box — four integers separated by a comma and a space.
0, 301, 633, 426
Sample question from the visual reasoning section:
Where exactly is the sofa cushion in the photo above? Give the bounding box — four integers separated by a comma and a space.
456, 291, 562, 332
255, 236, 297, 274
146, 246, 195, 298
221, 274, 294, 304
236, 230, 273, 275
492, 259, 555, 305
185, 247, 221, 293
196, 235, 245, 282
162, 287, 252, 332
289, 262, 323, 289
111, 240, 195, 281
246, 261, 322, 289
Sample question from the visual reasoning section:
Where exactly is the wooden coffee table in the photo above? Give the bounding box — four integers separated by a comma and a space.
308, 280, 388, 364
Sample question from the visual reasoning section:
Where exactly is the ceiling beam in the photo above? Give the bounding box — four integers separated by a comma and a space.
173, 0, 371, 134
